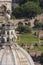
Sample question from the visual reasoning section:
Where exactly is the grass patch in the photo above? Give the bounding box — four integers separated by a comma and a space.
30, 46, 43, 51
18, 33, 38, 45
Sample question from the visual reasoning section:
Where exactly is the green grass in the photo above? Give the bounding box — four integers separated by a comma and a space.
18, 33, 43, 51
34, 46, 43, 51
26, 46, 43, 51
18, 33, 38, 45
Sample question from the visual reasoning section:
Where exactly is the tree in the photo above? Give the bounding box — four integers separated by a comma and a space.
39, 0, 43, 8
16, 0, 40, 5
22, 2, 42, 18
12, 2, 42, 18
15, 0, 43, 9
12, 6, 23, 18
29, 0, 40, 3
16, 0, 28, 5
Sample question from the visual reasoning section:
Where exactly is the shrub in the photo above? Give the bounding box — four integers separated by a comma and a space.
17, 24, 32, 33
17, 24, 25, 33
34, 43, 38, 46
24, 25, 32, 33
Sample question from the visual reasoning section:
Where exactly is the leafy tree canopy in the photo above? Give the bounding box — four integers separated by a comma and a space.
12, 2, 42, 18
16, 0, 40, 5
